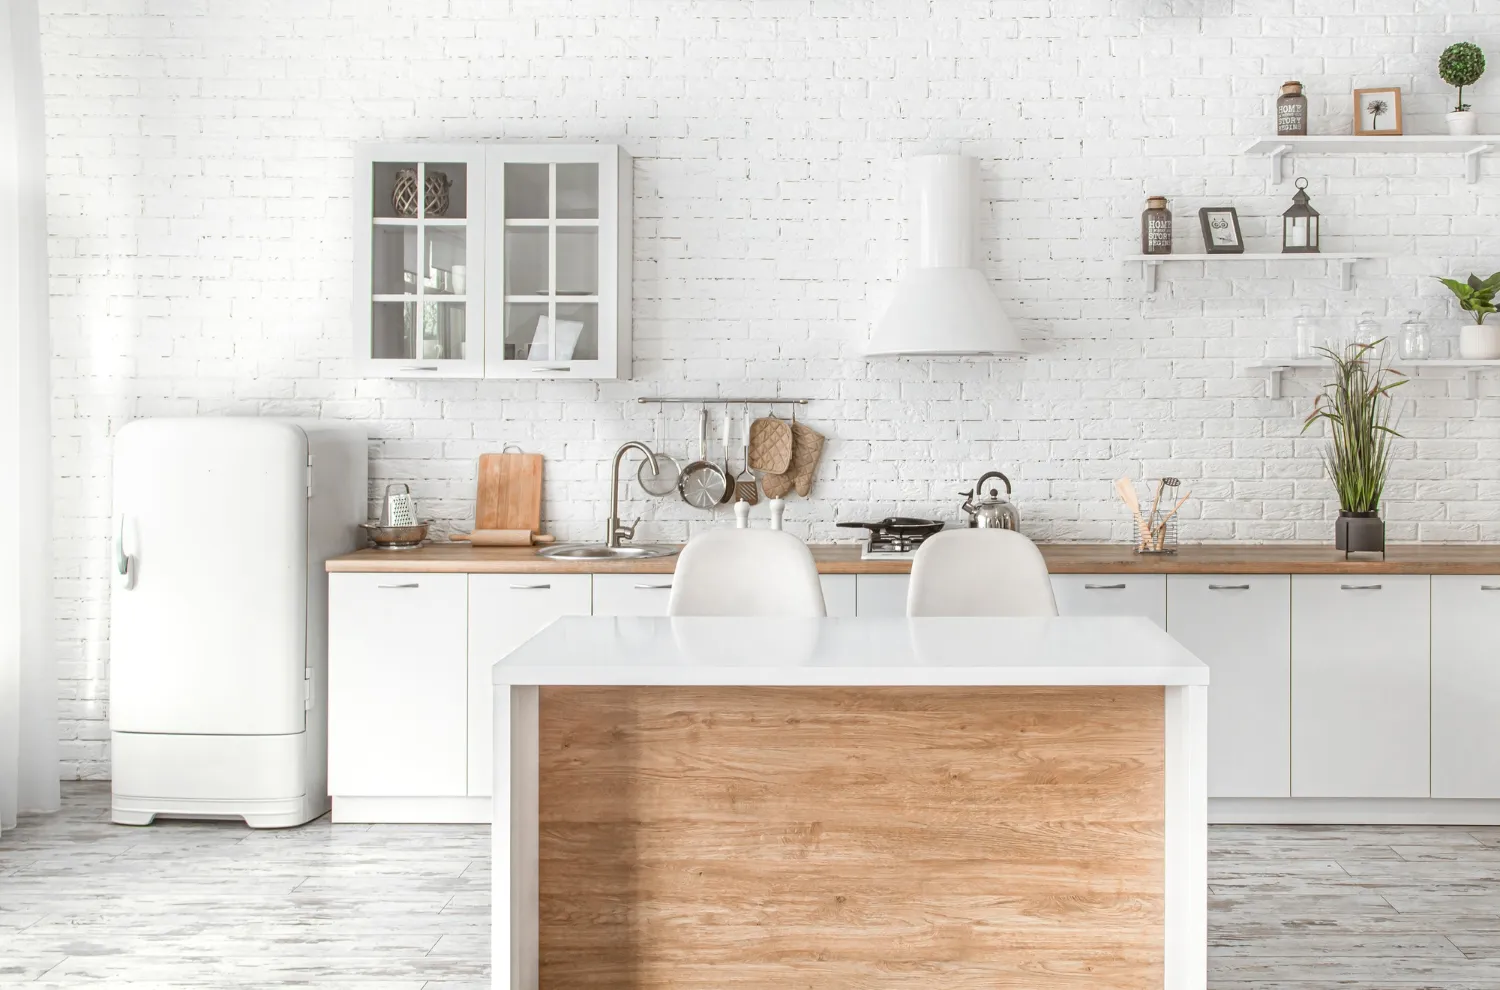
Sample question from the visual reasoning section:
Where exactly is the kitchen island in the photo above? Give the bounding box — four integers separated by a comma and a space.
490, 616, 1209, 990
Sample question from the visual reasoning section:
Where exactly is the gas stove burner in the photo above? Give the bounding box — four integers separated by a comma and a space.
836, 517, 946, 559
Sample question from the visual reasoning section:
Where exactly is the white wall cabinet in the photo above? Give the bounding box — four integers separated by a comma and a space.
467, 574, 591, 797
1051, 574, 1166, 628
1167, 575, 1291, 798
1432, 576, 1500, 799
328, 574, 469, 798
354, 143, 631, 381
1291, 575, 1431, 799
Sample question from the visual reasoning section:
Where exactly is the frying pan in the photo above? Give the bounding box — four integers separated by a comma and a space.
836, 517, 946, 539
678, 408, 729, 509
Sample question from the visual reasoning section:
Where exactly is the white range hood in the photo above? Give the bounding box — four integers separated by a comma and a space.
866, 154, 1026, 358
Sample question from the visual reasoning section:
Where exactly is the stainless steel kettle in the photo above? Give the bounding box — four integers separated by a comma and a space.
961, 471, 1020, 530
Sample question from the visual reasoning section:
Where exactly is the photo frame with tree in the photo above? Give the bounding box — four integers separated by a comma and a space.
1353, 87, 1403, 135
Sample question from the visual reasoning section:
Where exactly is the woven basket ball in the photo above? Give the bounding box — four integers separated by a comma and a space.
391, 168, 452, 218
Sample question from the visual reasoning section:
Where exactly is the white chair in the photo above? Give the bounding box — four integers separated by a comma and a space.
906, 529, 1059, 617
667, 529, 827, 617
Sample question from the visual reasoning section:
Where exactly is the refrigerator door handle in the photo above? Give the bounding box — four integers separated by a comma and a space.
115, 514, 136, 590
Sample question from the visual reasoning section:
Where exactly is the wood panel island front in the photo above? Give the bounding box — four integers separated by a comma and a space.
489, 616, 1210, 990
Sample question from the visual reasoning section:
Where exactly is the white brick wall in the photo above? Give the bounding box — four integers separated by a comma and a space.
39, 0, 1500, 777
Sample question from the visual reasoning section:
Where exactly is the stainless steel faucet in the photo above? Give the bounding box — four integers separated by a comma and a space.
606, 441, 659, 548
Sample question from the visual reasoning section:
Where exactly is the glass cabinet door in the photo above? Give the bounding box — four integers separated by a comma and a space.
357, 148, 485, 377
488, 149, 618, 378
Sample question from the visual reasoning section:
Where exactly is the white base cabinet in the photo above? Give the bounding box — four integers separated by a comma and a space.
1051, 574, 1166, 628
855, 574, 909, 617
1167, 575, 1291, 798
1291, 575, 1431, 799
329, 574, 469, 799
467, 575, 591, 797
1433, 576, 1500, 799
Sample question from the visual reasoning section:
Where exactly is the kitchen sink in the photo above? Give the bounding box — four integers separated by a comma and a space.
536, 543, 680, 560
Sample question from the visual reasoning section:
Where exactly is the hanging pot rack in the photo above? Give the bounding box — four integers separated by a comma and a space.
636, 397, 811, 405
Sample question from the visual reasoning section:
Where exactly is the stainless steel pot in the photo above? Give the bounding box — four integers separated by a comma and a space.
961, 471, 1020, 530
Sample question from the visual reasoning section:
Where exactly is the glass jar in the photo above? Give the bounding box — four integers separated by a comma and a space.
1294, 313, 1316, 358
1141, 196, 1172, 255
1353, 311, 1380, 348
1399, 312, 1431, 360
1277, 81, 1308, 136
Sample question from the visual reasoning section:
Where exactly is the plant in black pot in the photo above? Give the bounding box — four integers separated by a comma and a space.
1301, 340, 1407, 558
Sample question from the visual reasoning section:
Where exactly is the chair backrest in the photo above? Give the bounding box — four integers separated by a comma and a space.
906, 529, 1059, 617
667, 529, 827, 617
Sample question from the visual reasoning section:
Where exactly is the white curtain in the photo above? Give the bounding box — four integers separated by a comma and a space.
0, 0, 57, 834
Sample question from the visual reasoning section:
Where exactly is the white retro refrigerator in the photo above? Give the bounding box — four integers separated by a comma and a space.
110, 418, 367, 828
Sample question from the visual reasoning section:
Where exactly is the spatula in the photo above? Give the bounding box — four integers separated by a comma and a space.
1114, 476, 1150, 548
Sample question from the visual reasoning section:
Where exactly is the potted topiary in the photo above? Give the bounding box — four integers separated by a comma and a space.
1436, 272, 1500, 359
1439, 42, 1485, 135
1301, 341, 1406, 558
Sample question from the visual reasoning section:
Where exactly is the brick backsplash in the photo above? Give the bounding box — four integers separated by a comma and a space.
40, 0, 1500, 777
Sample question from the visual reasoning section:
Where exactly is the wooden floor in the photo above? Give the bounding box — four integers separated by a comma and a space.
4, 784, 1500, 987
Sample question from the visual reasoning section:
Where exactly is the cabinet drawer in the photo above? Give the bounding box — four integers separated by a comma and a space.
1050, 574, 1166, 628
1433, 575, 1500, 798
856, 574, 910, 617
1291, 574, 1431, 799
820, 575, 856, 618
468, 574, 592, 797
328, 573, 468, 797
1167, 575, 1291, 798
593, 573, 675, 616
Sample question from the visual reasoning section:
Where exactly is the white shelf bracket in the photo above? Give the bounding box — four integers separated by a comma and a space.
1140, 259, 1159, 294
1338, 258, 1356, 291
1465, 144, 1493, 184
1467, 368, 1481, 400
1264, 365, 1289, 400
1268, 144, 1291, 185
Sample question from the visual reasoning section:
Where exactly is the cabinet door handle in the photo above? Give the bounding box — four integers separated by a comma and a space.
1208, 584, 1250, 591
1083, 583, 1126, 590
400, 365, 440, 372
509, 583, 552, 590
377, 582, 420, 589
1340, 584, 1382, 591
528, 365, 572, 372
634, 583, 673, 590
1482, 586, 1500, 591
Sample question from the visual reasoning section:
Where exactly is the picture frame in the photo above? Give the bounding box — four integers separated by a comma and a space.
1198, 207, 1244, 254
1353, 87, 1403, 136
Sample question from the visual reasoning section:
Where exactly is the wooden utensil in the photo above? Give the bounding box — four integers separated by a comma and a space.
475, 449, 543, 532
449, 530, 555, 546
1114, 476, 1150, 548
1153, 490, 1191, 551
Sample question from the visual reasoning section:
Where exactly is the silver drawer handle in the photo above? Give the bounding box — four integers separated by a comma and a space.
1340, 584, 1382, 591
377, 583, 419, 589
400, 365, 439, 371
528, 365, 572, 372
634, 583, 672, 590
509, 583, 552, 590
1482, 586, 1500, 591
1083, 583, 1126, 590
1208, 584, 1250, 591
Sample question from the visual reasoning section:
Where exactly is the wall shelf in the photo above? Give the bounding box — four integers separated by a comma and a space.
1123, 253, 1383, 294
1243, 136, 1498, 185
1249, 358, 1500, 399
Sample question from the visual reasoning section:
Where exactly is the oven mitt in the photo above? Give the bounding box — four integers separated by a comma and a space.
762, 422, 825, 499
747, 416, 792, 474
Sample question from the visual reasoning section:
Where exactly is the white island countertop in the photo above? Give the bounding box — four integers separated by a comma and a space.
492, 615, 1210, 687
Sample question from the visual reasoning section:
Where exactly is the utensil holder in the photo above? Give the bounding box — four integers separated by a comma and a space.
1136, 515, 1178, 555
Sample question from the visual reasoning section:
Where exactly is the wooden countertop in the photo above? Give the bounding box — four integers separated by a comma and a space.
326, 542, 1500, 575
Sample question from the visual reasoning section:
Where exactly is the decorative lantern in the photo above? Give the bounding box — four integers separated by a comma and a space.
1281, 177, 1320, 254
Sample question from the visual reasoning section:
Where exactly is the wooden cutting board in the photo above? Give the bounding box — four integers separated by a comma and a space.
476, 452, 543, 532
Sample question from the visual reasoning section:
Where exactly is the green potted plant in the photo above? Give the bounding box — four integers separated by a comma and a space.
1301, 341, 1407, 557
1436, 272, 1500, 358
1439, 42, 1485, 135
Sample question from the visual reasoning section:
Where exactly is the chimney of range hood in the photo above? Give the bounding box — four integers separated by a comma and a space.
865, 154, 1026, 358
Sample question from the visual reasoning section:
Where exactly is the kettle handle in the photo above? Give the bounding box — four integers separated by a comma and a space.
974, 470, 1011, 496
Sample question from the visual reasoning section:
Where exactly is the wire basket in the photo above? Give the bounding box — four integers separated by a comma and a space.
1136, 514, 1178, 555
